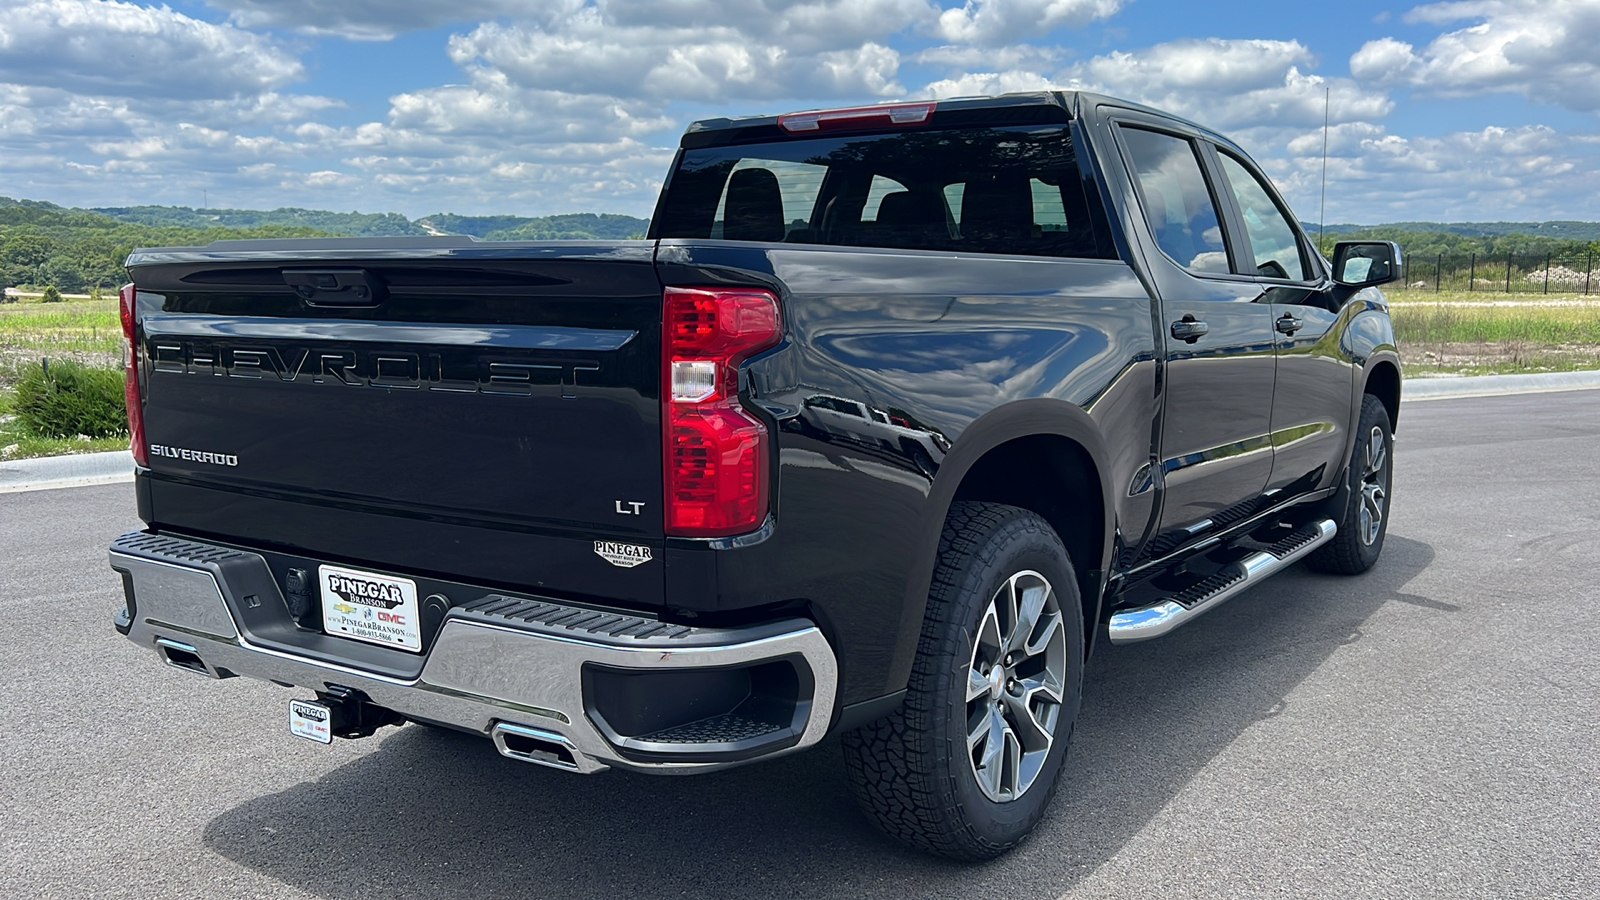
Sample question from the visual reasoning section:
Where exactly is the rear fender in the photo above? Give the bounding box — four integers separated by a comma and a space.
886, 399, 1113, 691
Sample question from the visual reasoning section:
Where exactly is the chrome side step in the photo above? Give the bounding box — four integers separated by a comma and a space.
1107, 519, 1337, 644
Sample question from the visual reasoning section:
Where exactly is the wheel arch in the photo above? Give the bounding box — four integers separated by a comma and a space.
885, 400, 1114, 694
1363, 357, 1401, 433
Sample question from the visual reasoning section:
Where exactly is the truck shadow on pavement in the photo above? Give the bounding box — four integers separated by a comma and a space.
203, 535, 1437, 900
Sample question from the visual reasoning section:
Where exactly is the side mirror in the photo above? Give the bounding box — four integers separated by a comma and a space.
1331, 241, 1403, 288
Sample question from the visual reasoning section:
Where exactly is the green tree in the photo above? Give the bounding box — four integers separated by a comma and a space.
41, 285, 63, 302
1, 232, 51, 286
39, 256, 86, 293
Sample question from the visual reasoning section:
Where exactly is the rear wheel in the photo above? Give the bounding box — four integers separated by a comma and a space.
1307, 394, 1393, 574
842, 501, 1084, 860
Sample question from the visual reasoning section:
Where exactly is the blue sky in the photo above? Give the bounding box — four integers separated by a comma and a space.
3, 0, 1598, 224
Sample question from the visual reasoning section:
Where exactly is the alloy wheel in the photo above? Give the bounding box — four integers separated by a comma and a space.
965, 570, 1068, 802
1359, 426, 1388, 546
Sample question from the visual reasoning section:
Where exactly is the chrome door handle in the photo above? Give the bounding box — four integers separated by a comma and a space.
1276, 314, 1303, 335
1170, 315, 1209, 343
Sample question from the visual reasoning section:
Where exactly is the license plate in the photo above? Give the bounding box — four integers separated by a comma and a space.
289, 699, 333, 744
318, 563, 422, 652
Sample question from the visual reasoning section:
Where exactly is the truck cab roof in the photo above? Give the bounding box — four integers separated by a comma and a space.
680, 91, 1216, 148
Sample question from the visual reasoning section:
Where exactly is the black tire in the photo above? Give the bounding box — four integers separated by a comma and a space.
842, 501, 1085, 860
1307, 394, 1393, 574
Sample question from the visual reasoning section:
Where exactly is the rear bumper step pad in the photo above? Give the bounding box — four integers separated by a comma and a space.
109, 531, 837, 773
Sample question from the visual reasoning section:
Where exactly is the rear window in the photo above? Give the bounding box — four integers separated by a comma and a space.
654, 126, 1110, 259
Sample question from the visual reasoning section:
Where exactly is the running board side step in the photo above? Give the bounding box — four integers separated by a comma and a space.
1107, 519, 1337, 644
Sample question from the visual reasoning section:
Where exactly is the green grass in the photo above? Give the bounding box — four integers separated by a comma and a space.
1390, 302, 1600, 345
1387, 292, 1600, 375
0, 298, 128, 459
1387, 288, 1600, 306
0, 297, 122, 359
0, 371, 128, 460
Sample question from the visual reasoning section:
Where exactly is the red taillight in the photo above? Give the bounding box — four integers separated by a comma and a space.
663, 287, 783, 537
120, 283, 148, 467
778, 101, 935, 133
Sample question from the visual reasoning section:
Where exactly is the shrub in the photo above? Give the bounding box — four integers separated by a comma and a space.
14, 359, 128, 439
41, 285, 63, 303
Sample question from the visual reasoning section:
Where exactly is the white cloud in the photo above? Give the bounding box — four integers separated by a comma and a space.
915, 43, 1064, 70
204, 0, 933, 48
1352, 0, 1600, 111
1305, 125, 1600, 221
202, 0, 581, 41
1286, 121, 1388, 157
1079, 38, 1316, 95
0, 0, 303, 98
935, 0, 1124, 45
916, 36, 1411, 221
2, 0, 1595, 225
386, 77, 674, 144
448, 18, 904, 103
920, 38, 1394, 133
922, 70, 1056, 97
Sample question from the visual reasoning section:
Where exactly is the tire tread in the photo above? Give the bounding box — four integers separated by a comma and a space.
1306, 394, 1392, 575
842, 501, 1080, 860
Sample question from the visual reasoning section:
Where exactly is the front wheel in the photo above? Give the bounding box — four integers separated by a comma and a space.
1307, 394, 1394, 574
842, 502, 1084, 860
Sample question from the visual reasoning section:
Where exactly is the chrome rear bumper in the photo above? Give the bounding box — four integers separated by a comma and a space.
110, 532, 837, 773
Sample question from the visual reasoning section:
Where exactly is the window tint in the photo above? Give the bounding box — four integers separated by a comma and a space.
1118, 127, 1230, 274
709, 158, 827, 240
656, 126, 1110, 259
862, 175, 908, 222
1031, 178, 1070, 231
943, 183, 965, 222
1217, 153, 1309, 281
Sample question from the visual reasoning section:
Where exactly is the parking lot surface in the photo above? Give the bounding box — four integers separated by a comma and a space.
2, 391, 1596, 899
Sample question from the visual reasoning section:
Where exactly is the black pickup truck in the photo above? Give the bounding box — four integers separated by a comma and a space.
110, 91, 1402, 860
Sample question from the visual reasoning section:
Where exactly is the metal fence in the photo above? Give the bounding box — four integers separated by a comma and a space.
1397, 250, 1598, 295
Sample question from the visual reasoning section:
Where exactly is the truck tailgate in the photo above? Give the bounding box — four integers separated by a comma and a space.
127, 242, 665, 601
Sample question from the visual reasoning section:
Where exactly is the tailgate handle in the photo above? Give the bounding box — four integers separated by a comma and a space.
283, 269, 386, 307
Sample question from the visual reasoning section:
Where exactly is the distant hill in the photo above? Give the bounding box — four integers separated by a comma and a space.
88, 204, 651, 241
1, 197, 330, 291
6, 192, 1594, 294
1, 196, 654, 292
417, 212, 649, 241
63, 200, 1600, 245
93, 205, 426, 237
1315, 221, 1600, 242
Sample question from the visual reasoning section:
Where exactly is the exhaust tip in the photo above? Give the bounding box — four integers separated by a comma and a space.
490, 722, 602, 773
155, 637, 232, 678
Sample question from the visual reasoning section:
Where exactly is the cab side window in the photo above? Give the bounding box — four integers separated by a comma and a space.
1119, 127, 1231, 275
1216, 153, 1309, 281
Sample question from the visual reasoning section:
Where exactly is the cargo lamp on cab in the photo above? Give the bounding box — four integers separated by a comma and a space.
778, 101, 936, 133
663, 287, 782, 538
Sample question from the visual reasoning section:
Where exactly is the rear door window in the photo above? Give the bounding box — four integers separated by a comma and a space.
656, 126, 1110, 259
1117, 127, 1231, 275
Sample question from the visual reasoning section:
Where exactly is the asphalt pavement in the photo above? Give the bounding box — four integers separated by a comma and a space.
2, 391, 1597, 899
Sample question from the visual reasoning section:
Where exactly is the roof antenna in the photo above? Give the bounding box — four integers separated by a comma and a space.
1318, 85, 1330, 251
